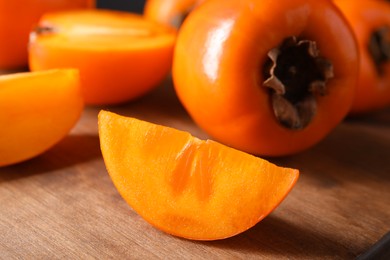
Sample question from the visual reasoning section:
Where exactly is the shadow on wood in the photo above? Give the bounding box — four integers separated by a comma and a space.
0, 134, 101, 182
191, 215, 351, 258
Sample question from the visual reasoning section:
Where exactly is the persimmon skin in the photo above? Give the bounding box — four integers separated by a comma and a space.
144, 0, 204, 28
334, 0, 390, 114
0, 0, 94, 70
173, 0, 359, 156
0, 69, 83, 167
29, 10, 177, 105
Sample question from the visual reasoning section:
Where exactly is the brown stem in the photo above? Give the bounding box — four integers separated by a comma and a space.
33, 25, 56, 35
171, 6, 195, 28
263, 36, 334, 130
170, 1, 204, 28
368, 25, 390, 76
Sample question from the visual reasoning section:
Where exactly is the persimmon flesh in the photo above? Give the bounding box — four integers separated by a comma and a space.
29, 10, 177, 105
333, 0, 390, 114
98, 111, 299, 240
173, 0, 359, 156
0, 69, 83, 167
0, 0, 94, 70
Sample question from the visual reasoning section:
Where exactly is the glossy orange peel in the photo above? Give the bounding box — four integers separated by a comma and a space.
173, 0, 359, 156
334, 0, 390, 114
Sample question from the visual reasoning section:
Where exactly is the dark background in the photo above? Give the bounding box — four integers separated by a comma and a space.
97, 0, 146, 13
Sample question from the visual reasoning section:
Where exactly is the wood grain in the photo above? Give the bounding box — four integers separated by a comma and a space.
1, 76, 389, 259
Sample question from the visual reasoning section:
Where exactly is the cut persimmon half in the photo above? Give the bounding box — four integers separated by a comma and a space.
0, 69, 83, 167
98, 110, 299, 240
29, 10, 177, 105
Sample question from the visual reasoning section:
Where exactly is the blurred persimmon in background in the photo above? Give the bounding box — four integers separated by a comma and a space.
0, 0, 94, 70
144, 0, 205, 28
333, 0, 390, 114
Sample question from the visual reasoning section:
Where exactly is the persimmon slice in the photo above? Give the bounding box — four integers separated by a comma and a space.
29, 10, 176, 105
0, 69, 83, 167
98, 110, 299, 240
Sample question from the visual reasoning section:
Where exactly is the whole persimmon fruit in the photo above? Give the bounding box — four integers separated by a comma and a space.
0, 0, 94, 70
173, 0, 359, 156
334, 0, 390, 114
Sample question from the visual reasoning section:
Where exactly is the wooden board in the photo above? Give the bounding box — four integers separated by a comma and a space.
1, 76, 389, 259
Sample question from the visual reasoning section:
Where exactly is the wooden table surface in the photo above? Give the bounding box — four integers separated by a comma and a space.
1, 74, 389, 259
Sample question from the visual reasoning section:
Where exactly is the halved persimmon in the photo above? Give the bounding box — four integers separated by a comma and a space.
0, 0, 94, 70
144, 0, 205, 28
173, 0, 359, 156
29, 10, 177, 105
0, 69, 83, 167
98, 110, 299, 240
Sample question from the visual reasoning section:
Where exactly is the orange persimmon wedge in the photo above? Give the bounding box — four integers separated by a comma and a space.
98, 110, 299, 240
29, 10, 176, 105
0, 69, 83, 167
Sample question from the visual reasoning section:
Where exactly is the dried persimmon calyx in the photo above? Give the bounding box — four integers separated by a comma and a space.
33, 25, 56, 35
30, 25, 56, 42
369, 25, 390, 76
263, 36, 334, 130
171, 2, 203, 28
171, 8, 192, 28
